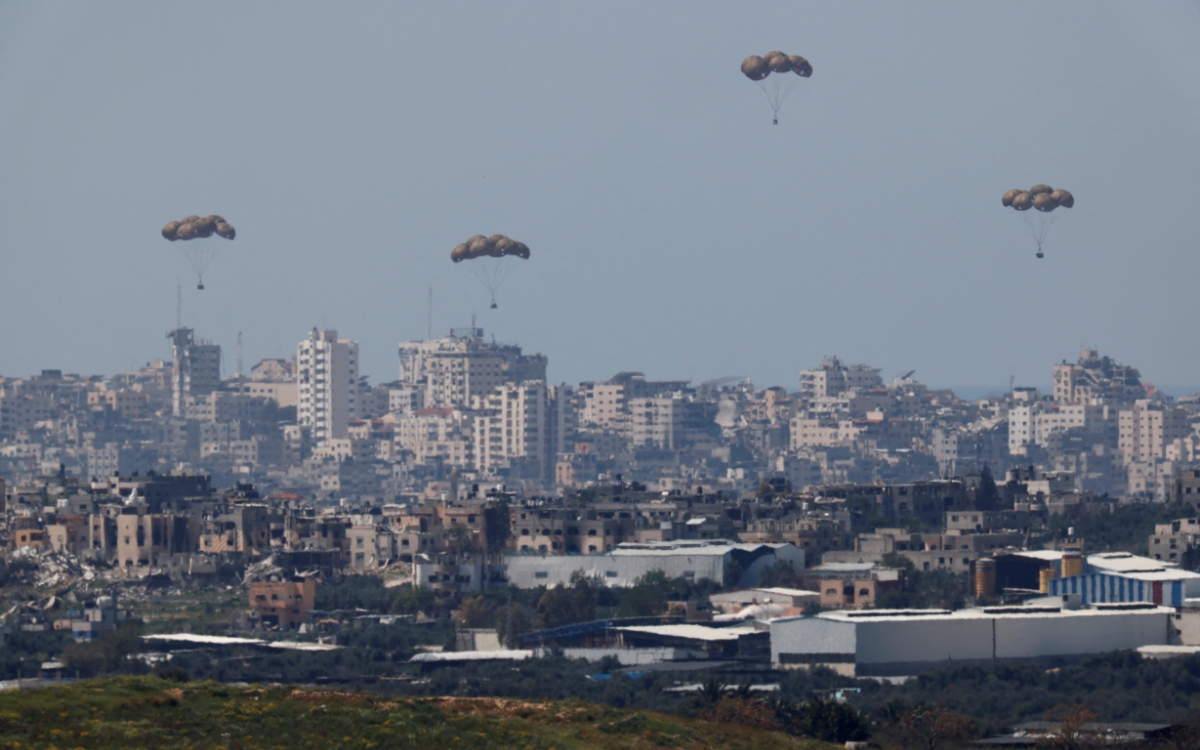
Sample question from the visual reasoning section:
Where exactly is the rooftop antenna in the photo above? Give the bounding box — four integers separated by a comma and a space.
1009, 375, 1015, 395
237, 331, 243, 377
427, 286, 433, 340
176, 280, 181, 329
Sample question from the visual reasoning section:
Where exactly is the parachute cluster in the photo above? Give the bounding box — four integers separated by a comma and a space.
161, 215, 236, 289
1002, 186, 1075, 259
451, 234, 530, 263
1001, 185, 1074, 213
162, 215, 236, 241
740, 51, 813, 80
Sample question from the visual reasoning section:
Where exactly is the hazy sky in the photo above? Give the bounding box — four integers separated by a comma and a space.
2, 2, 1198, 393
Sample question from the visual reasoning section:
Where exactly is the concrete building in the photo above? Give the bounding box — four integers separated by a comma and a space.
473, 381, 554, 485
297, 329, 359, 444
1170, 469, 1200, 508
798, 357, 882, 401
1150, 518, 1200, 564
249, 577, 315, 629
1053, 350, 1144, 405
770, 604, 1172, 676
1119, 401, 1190, 466
397, 327, 547, 410
505, 540, 804, 590
395, 408, 474, 468
167, 328, 221, 418
630, 394, 716, 450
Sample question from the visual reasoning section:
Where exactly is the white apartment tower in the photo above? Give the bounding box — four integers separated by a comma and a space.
297, 329, 359, 443
167, 328, 221, 418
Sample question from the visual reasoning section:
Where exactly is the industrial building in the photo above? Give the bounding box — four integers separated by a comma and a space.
770, 604, 1172, 676
505, 539, 803, 589
1048, 552, 1200, 606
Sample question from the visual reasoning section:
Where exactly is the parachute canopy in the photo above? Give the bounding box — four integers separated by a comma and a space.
1001, 186, 1074, 214
740, 50, 812, 124
1002, 185, 1075, 258
161, 214, 236, 288
740, 51, 812, 81
451, 234, 530, 309
162, 215, 237, 241
450, 234, 529, 262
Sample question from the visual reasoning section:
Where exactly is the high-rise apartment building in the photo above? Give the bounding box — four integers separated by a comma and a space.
1118, 401, 1190, 465
473, 381, 556, 484
167, 328, 221, 418
297, 329, 359, 444
396, 327, 547, 410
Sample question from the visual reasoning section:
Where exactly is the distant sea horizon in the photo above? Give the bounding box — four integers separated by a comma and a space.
938, 384, 1200, 402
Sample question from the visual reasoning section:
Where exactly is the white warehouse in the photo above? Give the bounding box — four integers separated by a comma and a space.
505, 540, 804, 589
770, 604, 1172, 676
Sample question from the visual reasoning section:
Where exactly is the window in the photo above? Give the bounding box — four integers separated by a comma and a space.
859, 588, 870, 597
605, 571, 618, 578
534, 571, 549, 579
825, 589, 837, 596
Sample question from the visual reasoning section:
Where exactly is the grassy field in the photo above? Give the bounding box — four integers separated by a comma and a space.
0, 676, 842, 750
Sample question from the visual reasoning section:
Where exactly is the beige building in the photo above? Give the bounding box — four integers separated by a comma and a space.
1053, 349, 1144, 404
790, 415, 865, 450
1119, 401, 1190, 465
630, 394, 715, 450
1149, 517, 1200, 564
798, 357, 882, 401
395, 408, 475, 468
473, 381, 552, 483
397, 328, 547, 410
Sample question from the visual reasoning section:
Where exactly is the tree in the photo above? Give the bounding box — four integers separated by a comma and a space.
699, 697, 783, 732
456, 596, 492, 629
535, 571, 598, 630
977, 464, 1002, 510
898, 703, 976, 750
1042, 703, 1099, 750
392, 584, 435, 615
616, 571, 671, 618
803, 697, 870, 743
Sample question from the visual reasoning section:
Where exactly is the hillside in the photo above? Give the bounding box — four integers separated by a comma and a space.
0, 676, 842, 750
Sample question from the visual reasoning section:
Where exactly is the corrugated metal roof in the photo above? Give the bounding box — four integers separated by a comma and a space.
409, 650, 533, 663
143, 634, 265, 646
614, 624, 760, 641
1088, 552, 1189, 575
1008, 550, 1064, 561
778, 604, 1175, 625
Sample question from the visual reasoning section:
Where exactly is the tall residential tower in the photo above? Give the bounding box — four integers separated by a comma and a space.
297, 329, 359, 443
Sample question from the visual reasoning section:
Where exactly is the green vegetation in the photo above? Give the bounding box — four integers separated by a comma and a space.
876, 553, 969, 610
0, 676, 840, 750
134, 587, 246, 634
850, 651, 1200, 732
1043, 502, 1196, 555
0, 630, 72, 681
315, 575, 397, 612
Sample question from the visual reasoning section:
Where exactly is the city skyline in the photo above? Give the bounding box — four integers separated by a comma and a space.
2, 3, 1199, 393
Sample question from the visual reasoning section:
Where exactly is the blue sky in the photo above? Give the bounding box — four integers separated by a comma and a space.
2, 2, 1198, 393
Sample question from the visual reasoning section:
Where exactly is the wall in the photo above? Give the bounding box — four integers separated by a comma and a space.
770, 616, 856, 665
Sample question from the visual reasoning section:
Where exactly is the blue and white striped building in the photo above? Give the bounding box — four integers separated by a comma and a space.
1047, 552, 1200, 607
